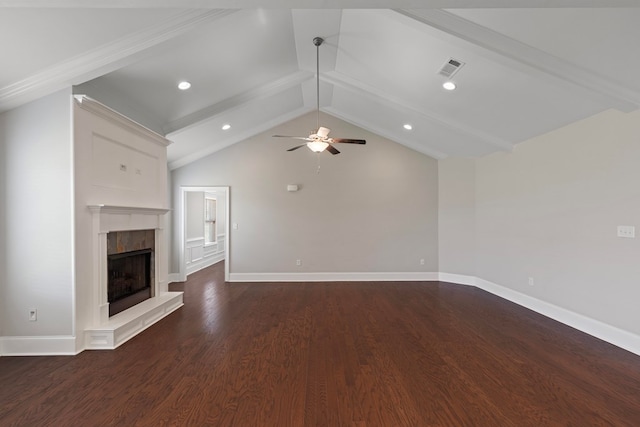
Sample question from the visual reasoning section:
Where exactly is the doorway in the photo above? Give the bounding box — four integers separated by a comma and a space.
178, 186, 230, 282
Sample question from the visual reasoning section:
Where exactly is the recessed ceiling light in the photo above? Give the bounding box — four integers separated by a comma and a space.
442, 81, 456, 91
178, 81, 191, 90
221, 124, 231, 130
403, 124, 413, 130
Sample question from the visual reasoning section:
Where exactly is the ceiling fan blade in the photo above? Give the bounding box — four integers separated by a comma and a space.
332, 138, 366, 145
287, 144, 307, 152
326, 145, 340, 155
273, 135, 311, 141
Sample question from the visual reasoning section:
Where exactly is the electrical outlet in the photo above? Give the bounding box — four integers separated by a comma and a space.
420, 259, 425, 265
296, 259, 301, 266
29, 309, 37, 321
617, 225, 635, 238
528, 277, 534, 286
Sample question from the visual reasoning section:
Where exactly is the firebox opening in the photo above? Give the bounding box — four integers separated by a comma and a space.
108, 248, 153, 316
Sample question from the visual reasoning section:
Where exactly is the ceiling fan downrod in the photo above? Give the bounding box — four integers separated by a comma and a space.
313, 37, 323, 131
271, 35, 366, 155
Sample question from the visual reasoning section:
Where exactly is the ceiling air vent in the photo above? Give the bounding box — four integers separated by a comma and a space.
438, 58, 465, 78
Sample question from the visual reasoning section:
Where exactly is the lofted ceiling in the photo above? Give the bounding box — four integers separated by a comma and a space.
1, 2, 639, 169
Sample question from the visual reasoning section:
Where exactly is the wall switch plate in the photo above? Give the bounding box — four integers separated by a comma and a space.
29, 309, 37, 321
528, 277, 534, 286
232, 223, 238, 230
617, 225, 635, 238
420, 259, 425, 265
296, 259, 301, 266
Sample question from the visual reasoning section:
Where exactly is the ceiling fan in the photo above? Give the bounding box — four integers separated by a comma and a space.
273, 37, 366, 155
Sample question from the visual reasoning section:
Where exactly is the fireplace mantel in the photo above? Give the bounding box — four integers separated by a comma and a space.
88, 205, 170, 216
84, 204, 183, 349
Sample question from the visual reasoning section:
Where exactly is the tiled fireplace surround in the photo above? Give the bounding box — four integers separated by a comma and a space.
84, 205, 183, 350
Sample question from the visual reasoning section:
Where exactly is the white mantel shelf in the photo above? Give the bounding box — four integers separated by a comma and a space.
88, 205, 171, 215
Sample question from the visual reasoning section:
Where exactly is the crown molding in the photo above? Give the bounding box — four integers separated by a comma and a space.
0, 9, 236, 113
397, 9, 640, 113
164, 70, 313, 135
2, 0, 637, 7
74, 95, 171, 147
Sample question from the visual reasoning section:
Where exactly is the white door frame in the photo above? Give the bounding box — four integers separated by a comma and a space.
178, 186, 230, 282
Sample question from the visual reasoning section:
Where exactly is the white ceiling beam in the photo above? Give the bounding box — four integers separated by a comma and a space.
397, 9, 640, 113
0, 9, 235, 113
168, 106, 313, 170
323, 106, 448, 160
2, 1, 637, 7
164, 70, 313, 135
323, 70, 514, 152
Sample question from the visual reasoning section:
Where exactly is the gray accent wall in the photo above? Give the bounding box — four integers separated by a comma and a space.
0, 89, 74, 338
0, 98, 5, 337
171, 112, 439, 275
438, 157, 476, 277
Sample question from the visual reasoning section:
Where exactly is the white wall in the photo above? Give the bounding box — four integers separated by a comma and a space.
0, 89, 74, 339
473, 109, 640, 337
171, 112, 439, 278
186, 191, 205, 240
212, 190, 227, 235
185, 190, 206, 276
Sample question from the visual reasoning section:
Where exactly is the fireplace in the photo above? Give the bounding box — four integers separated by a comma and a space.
106, 229, 156, 317
108, 249, 153, 316
86, 204, 183, 350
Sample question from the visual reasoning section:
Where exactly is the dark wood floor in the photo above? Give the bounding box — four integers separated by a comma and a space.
2, 262, 640, 426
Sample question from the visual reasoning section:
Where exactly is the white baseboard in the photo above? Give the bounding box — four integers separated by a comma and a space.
438, 272, 476, 286
0, 335, 79, 356
440, 274, 640, 357
229, 271, 439, 282
167, 273, 181, 284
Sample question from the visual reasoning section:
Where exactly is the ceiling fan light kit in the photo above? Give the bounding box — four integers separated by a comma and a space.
307, 141, 329, 153
272, 37, 366, 155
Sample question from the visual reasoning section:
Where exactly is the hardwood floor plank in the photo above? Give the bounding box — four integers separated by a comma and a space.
2, 262, 640, 426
